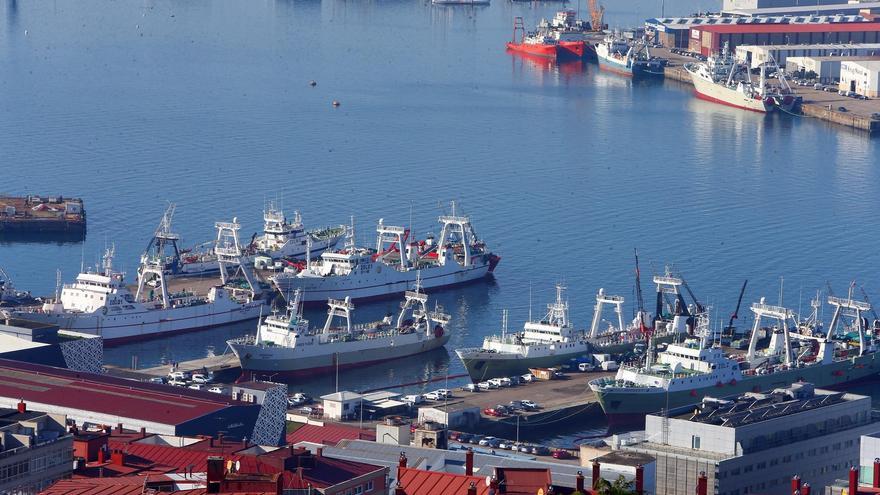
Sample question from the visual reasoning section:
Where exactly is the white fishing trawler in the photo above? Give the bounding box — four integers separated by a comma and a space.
13, 219, 269, 344
456, 284, 594, 381
228, 278, 452, 377
271, 202, 500, 304
252, 202, 345, 260
589, 284, 880, 423
685, 42, 800, 113
147, 203, 344, 277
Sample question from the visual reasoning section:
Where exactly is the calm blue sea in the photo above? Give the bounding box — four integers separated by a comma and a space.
2, 0, 879, 445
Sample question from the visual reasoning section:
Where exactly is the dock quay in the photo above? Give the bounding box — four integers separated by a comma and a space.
105, 353, 241, 381
656, 47, 880, 134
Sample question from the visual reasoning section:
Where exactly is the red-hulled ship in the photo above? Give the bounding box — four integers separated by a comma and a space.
507, 17, 560, 59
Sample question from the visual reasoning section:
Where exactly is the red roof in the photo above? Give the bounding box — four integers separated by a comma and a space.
0, 359, 251, 425
495, 468, 553, 495
396, 467, 489, 495
40, 477, 276, 495
285, 424, 375, 445
693, 23, 880, 34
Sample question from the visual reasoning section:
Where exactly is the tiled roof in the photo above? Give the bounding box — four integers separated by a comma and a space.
40, 477, 276, 495
397, 467, 489, 495
286, 424, 375, 445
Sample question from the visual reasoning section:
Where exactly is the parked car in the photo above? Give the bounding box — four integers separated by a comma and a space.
508, 400, 525, 411
578, 362, 596, 372
601, 361, 619, 371
462, 384, 479, 393
469, 435, 484, 444
148, 377, 165, 384
518, 444, 532, 453
458, 433, 474, 443
436, 389, 452, 398
508, 375, 522, 385
520, 400, 539, 410
188, 383, 204, 390
291, 393, 312, 404
477, 381, 493, 390
486, 438, 503, 448
478, 436, 497, 446
402, 394, 425, 405
191, 373, 213, 384
424, 391, 442, 400
520, 373, 534, 383
487, 378, 504, 388
498, 440, 514, 450
168, 378, 187, 387
497, 377, 512, 387
483, 408, 503, 417
508, 442, 523, 451
208, 386, 224, 394
168, 371, 189, 381
448, 431, 461, 441
552, 449, 573, 459
531, 445, 551, 456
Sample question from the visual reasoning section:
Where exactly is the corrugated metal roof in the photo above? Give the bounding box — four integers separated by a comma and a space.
0, 359, 251, 425
693, 22, 880, 33
397, 467, 489, 495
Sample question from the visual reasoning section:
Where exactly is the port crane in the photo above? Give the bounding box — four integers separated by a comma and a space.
588, 0, 605, 31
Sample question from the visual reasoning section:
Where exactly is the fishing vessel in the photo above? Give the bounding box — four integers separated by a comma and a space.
507, 15, 587, 60
271, 202, 500, 304
589, 284, 880, 424
146, 204, 344, 278
227, 279, 451, 377
685, 42, 800, 113
456, 285, 593, 381
595, 33, 663, 77
538, 10, 593, 59
251, 202, 345, 260
507, 17, 563, 59
0, 266, 33, 306
13, 219, 269, 344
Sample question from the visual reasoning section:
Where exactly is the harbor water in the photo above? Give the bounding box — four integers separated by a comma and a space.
2, 0, 880, 444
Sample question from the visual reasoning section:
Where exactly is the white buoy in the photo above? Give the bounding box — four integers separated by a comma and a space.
24, 29, 28, 36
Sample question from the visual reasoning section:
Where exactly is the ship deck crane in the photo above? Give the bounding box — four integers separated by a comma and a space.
588, 0, 605, 32
724, 280, 748, 338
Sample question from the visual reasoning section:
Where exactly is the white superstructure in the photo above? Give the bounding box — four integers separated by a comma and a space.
13, 219, 268, 343
252, 202, 345, 259
271, 203, 499, 303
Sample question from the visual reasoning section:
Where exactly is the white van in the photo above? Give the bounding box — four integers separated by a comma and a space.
403, 394, 425, 405
578, 362, 596, 372
601, 361, 619, 371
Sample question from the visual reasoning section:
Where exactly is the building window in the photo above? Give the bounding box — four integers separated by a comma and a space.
692, 435, 701, 449
354, 486, 363, 495
366, 481, 374, 492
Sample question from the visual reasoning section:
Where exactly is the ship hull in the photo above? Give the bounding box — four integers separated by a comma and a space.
229, 333, 451, 376
558, 41, 586, 59
507, 42, 558, 59
457, 346, 592, 381
592, 353, 880, 424
15, 299, 268, 345
273, 254, 499, 304
689, 69, 772, 113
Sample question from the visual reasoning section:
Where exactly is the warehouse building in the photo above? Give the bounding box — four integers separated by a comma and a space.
689, 23, 880, 56
723, 1, 880, 17
785, 55, 880, 82
618, 383, 880, 495
646, 16, 869, 49
722, 0, 853, 13
0, 358, 266, 441
839, 59, 880, 95
736, 43, 880, 68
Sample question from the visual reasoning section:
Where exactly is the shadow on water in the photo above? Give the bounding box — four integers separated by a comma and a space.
0, 230, 86, 245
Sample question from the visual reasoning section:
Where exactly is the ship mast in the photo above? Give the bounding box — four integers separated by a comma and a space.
634, 249, 654, 368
